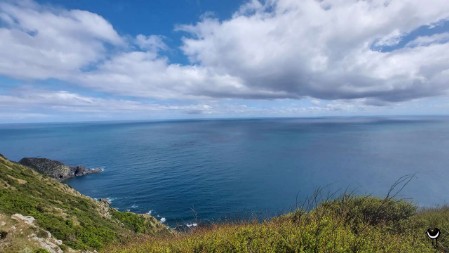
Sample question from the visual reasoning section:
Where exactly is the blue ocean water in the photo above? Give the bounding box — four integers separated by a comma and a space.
1, 117, 449, 227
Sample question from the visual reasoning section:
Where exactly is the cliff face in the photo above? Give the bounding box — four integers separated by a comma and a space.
19, 157, 71, 179
0, 155, 168, 252
18, 157, 102, 180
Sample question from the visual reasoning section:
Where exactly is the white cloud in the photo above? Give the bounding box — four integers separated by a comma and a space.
0, 0, 123, 79
76, 50, 292, 99
178, 0, 449, 102
135, 35, 168, 53
1, 0, 449, 114
0, 89, 216, 114
373, 30, 402, 47
406, 32, 449, 48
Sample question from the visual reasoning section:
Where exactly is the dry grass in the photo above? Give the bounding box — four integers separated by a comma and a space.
105, 196, 445, 252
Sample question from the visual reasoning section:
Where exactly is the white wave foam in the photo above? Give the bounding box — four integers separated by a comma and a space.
106, 197, 116, 203
130, 204, 138, 209
160, 217, 166, 223
147, 210, 153, 215
186, 223, 198, 228
94, 167, 106, 172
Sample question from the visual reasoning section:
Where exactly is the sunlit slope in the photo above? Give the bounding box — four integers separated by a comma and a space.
0, 155, 168, 252
108, 193, 449, 252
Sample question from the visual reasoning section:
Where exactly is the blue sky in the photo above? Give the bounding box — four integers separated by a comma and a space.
44, 0, 243, 64
1, 0, 449, 123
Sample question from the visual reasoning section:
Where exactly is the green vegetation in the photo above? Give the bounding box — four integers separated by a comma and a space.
107, 195, 449, 252
2, 154, 448, 252
34, 249, 50, 253
0, 155, 168, 252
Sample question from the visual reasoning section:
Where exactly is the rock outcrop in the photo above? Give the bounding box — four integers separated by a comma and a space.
0, 155, 168, 252
19, 157, 102, 180
8, 213, 66, 253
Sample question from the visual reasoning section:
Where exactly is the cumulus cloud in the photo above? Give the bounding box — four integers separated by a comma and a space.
178, 0, 449, 102
1, 0, 449, 113
0, 0, 123, 79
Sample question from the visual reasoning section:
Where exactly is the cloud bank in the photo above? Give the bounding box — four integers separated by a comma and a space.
1, 0, 449, 121
178, 0, 449, 102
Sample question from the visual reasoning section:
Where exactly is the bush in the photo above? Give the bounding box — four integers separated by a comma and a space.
34, 249, 50, 253
111, 210, 155, 233
320, 195, 417, 226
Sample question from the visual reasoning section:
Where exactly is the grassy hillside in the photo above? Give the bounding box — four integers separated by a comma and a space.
0, 155, 168, 252
2, 154, 448, 252
107, 196, 449, 252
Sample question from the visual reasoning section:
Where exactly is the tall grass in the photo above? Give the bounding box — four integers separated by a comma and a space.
106, 176, 447, 252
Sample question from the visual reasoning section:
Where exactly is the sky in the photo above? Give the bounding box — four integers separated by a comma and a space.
1, 0, 449, 123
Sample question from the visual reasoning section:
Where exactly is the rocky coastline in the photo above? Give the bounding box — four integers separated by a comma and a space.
18, 157, 102, 180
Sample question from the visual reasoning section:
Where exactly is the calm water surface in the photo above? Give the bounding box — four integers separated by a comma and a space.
1, 117, 449, 226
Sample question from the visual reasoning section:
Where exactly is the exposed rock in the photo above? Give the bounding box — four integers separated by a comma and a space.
29, 233, 63, 253
6, 213, 68, 253
19, 158, 71, 180
19, 157, 102, 180
11, 214, 35, 227
73, 166, 86, 176
97, 199, 112, 219
99, 198, 111, 205
72, 165, 102, 177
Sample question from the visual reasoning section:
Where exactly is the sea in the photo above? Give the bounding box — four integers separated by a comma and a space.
1, 117, 449, 227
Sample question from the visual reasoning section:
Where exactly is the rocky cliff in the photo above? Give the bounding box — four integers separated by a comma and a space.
18, 157, 102, 180
0, 155, 168, 252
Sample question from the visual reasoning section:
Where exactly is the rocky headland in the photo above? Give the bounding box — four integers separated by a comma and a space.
18, 157, 102, 180
0, 154, 168, 252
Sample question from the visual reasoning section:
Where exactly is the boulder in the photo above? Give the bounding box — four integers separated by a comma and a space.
11, 214, 35, 226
